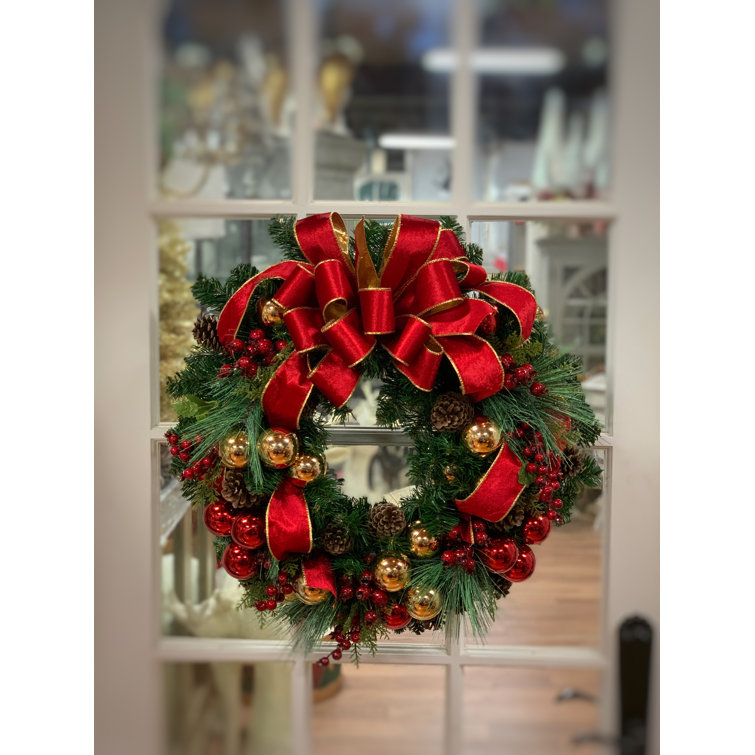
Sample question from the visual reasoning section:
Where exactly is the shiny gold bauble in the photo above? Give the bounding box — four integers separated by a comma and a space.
373, 554, 411, 593
290, 453, 326, 484
408, 521, 441, 558
443, 465, 456, 482
257, 428, 299, 469
258, 298, 284, 326
462, 417, 502, 457
219, 431, 252, 468
405, 585, 443, 621
294, 574, 330, 605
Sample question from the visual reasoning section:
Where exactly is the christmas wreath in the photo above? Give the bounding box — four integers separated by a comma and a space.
166, 213, 602, 665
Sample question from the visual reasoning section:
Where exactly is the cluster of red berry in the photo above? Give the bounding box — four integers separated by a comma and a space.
337, 570, 389, 625
515, 422, 564, 524
501, 354, 547, 396
218, 328, 287, 379
318, 619, 362, 667
166, 432, 218, 481
440, 520, 489, 573
254, 573, 294, 612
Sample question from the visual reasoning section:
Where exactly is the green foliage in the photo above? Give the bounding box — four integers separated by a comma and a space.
165, 216, 603, 658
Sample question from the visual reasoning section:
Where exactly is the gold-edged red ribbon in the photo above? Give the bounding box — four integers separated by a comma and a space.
217, 213, 538, 556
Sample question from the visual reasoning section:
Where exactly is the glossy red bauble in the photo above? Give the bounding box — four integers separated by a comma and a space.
479, 537, 519, 574
523, 514, 551, 545
221, 543, 259, 580
203, 500, 236, 536
230, 513, 265, 550
382, 604, 412, 630
505, 544, 536, 582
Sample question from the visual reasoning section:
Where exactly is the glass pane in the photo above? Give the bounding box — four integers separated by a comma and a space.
158, 1, 292, 199
463, 666, 602, 754
473, 0, 610, 201
158, 218, 284, 421
471, 219, 610, 430
313, 665, 445, 755
465, 449, 606, 648
163, 661, 294, 755
314, 0, 454, 201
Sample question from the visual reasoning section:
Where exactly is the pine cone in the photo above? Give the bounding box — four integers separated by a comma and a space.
221, 468, 263, 509
502, 507, 525, 530
192, 314, 224, 352
322, 520, 353, 555
490, 573, 512, 598
430, 392, 475, 432
368, 503, 407, 537
562, 446, 584, 479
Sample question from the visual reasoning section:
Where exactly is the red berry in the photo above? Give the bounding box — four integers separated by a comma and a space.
462, 558, 476, 573
361, 570, 373, 583
551, 481, 560, 490
331, 648, 343, 660
501, 354, 515, 370
441, 550, 454, 566
258, 339, 274, 356
504, 374, 518, 391
237, 357, 251, 371
168, 434, 179, 445
320, 656, 330, 667
180, 440, 192, 450
472, 521, 486, 533
523, 446, 534, 457
249, 329, 265, 341
340, 639, 351, 650
521, 422, 531, 430
201, 457, 213, 468
266, 585, 277, 597
350, 632, 360, 643
371, 589, 389, 606
534, 453, 545, 463
537, 465, 548, 475
266, 599, 277, 611
182, 469, 194, 479
246, 362, 259, 377
535, 476, 546, 487
339, 586, 354, 601
454, 548, 466, 565
262, 354, 274, 366
552, 498, 563, 509
539, 489, 553, 502
255, 600, 267, 612
245, 341, 259, 356
229, 339, 244, 354
356, 586, 371, 601
364, 610, 378, 625
554, 514, 564, 524
170, 446, 180, 456
547, 509, 558, 520
282, 584, 293, 595
515, 366, 530, 382
218, 364, 233, 378
524, 463, 536, 474
530, 382, 547, 396
277, 573, 289, 585
275, 340, 287, 352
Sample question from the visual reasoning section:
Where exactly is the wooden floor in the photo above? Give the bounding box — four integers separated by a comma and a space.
311, 515, 604, 755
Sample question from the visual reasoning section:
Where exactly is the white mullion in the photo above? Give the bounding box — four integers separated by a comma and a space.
148, 198, 617, 221
291, 656, 313, 755
444, 613, 464, 755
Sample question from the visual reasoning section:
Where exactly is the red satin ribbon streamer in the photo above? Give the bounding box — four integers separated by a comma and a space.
454, 444, 525, 523
216, 213, 538, 559
302, 552, 337, 598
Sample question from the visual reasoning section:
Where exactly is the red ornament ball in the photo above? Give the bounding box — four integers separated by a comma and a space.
231, 513, 265, 550
505, 544, 536, 582
479, 537, 519, 574
382, 604, 412, 630
221, 543, 258, 580
203, 500, 235, 536
523, 514, 552, 545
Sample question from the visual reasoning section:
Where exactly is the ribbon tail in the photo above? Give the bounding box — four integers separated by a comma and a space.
266, 478, 313, 561
454, 445, 525, 522
261, 351, 314, 430
302, 552, 337, 598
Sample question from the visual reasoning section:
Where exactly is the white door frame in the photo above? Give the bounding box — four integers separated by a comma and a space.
95, 0, 658, 752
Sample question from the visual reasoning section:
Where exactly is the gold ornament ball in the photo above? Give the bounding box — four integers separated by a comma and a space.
290, 453, 326, 484
405, 585, 443, 621
462, 417, 502, 457
257, 428, 300, 469
373, 554, 411, 593
219, 431, 252, 468
258, 298, 284, 326
294, 574, 330, 605
408, 521, 441, 558
443, 465, 456, 482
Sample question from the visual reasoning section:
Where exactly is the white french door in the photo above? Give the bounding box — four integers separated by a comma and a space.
95, 0, 658, 753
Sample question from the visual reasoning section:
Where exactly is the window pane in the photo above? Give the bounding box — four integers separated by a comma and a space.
463, 666, 602, 754
159, 0, 292, 199
464, 449, 607, 648
163, 661, 294, 755
473, 0, 610, 201
314, 0, 454, 201
313, 665, 446, 755
471, 219, 610, 431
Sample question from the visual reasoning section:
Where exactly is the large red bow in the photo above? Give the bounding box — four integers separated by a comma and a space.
217, 213, 537, 560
